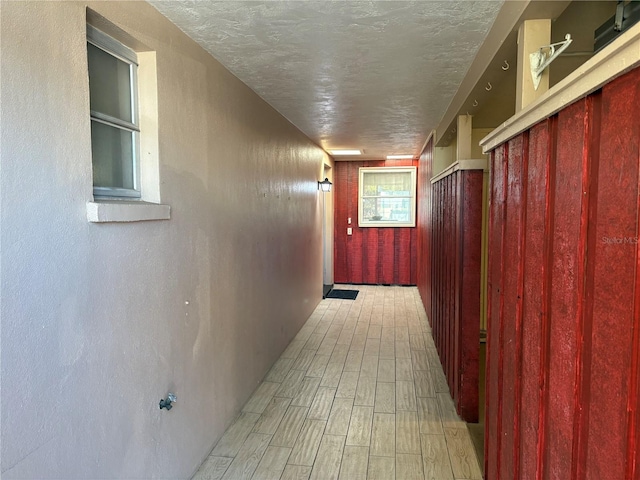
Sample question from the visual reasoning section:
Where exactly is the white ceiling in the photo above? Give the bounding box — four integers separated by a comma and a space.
150, 1, 504, 160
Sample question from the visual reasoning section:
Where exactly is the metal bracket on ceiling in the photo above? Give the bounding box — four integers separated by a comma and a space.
530, 33, 573, 90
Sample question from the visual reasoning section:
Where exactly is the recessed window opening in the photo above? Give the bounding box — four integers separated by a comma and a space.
87, 24, 140, 199
358, 167, 417, 227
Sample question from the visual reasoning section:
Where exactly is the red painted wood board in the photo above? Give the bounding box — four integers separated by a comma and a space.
499, 134, 526, 479
486, 144, 508, 480
544, 98, 587, 480
519, 119, 552, 480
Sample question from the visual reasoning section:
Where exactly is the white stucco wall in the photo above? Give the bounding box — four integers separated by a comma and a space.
0, 2, 330, 478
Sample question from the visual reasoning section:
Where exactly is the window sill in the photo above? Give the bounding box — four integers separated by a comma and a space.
86, 201, 170, 223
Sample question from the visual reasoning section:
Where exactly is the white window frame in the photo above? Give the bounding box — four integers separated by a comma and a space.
87, 24, 141, 199
358, 166, 417, 227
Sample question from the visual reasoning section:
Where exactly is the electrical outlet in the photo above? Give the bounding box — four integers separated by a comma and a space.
347, 227, 353, 235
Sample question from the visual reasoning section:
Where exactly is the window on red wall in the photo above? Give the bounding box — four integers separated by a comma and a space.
358, 167, 417, 227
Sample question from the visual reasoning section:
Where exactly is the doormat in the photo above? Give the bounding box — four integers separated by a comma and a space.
326, 289, 359, 300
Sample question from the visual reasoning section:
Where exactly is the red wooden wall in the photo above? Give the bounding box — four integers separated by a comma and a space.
417, 138, 433, 313
430, 169, 483, 422
485, 66, 640, 480
334, 159, 418, 285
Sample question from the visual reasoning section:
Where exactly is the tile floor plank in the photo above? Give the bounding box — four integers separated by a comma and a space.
243, 382, 282, 414
354, 376, 376, 407
307, 386, 336, 421
253, 397, 292, 435
335, 370, 359, 399
396, 380, 417, 412
414, 370, 436, 398
325, 398, 354, 436
265, 358, 295, 384
367, 456, 395, 480
421, 434, 454, 480
221, 433, 272, 480
211, 412, 261, 457
374, 382, 395, 414
370, 413, 395, 457
192, 456, 232, 480
271, 406, 309, 448
395, 358, 413, 382
276, 369, 307, 399
396, 453, 424, 480
307, 354, 331, 378
291, 377, 321, 408
377, 358, 395, 383
443, 427, 483, 480
251, 446, 292, 480
344, 350, 364, 372
319, 362, 344, 388
346, 406, 374, 447
417, 397, 444, 434
396, 411, 421, 455
281, 464, 312, 480
338, 446, 368, 480
437, 393, 466, 429
309, 435, 346, 480
288, 419, 326, 467
360, 355, 379, 379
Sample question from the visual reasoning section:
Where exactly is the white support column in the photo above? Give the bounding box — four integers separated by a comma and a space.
516, 19, 551, 112
457, 114, 473, 161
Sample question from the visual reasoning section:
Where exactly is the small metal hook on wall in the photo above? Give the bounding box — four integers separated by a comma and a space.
472, 99, 478, 107
485, 82, 492, 91
502, 60, 510, 71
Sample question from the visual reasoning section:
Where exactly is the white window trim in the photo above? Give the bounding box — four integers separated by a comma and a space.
358, 166, 417, 228
85, 21, 169, 223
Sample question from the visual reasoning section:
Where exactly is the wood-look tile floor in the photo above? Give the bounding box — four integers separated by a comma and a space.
193, 286, 482, 480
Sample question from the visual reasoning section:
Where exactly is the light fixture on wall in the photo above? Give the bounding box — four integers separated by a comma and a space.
318, 178, 332, 192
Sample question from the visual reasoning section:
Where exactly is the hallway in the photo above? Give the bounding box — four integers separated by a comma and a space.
194, 286, 482, 480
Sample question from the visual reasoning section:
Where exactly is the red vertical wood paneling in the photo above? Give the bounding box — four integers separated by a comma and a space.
500, 134, 526, 480
424, 168, 483, 423
545, 99, 587, 480
520, 120, 551, 480
484, 65, 640, 480
585, 70, 639, 480
398, 227, 412, 285
458, 171, 483, 422
486, 143, 508, 480
333, 159, 418, 285
334, 162, 349, 283
417, 138, 433, 317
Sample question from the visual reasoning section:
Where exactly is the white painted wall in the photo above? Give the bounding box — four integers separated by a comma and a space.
0, 2, 329, 478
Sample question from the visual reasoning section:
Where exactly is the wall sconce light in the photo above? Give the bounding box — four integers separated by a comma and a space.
318, 178, 332, 192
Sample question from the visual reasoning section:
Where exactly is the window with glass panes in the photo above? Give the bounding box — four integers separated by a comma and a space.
358, 167, 417, 227
87, 25, 140, 198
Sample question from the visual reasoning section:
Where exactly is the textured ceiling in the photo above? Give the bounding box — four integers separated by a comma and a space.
150, 1, 504, 160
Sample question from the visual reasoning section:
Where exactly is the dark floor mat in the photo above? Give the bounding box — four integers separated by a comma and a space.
326, 289, 359, 300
